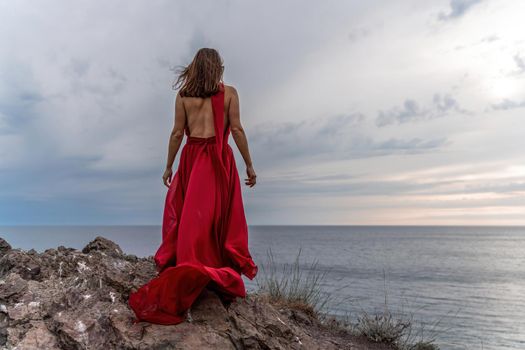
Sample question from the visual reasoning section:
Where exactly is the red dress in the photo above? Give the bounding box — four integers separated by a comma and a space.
128, 82, 258, 325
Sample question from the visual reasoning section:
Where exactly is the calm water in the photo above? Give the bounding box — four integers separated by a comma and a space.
0, 225, 524, 350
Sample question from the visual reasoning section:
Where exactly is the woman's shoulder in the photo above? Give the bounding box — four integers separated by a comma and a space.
223, 84, 238, 96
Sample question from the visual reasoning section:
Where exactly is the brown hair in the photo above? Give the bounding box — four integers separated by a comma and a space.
172, 48, 224, 98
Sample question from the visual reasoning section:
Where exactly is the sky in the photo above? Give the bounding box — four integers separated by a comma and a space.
0, 0, 524, 225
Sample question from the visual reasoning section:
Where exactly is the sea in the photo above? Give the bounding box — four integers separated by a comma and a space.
0, 225, 523, 350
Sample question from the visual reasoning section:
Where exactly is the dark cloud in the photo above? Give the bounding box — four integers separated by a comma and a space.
377, 99, 421, 127
347, 27, 371, 43
0, 65, 43, 135
255, 177, 424, 197
438, 0, 483, 21
0, 150, 164, 225
61, 62, 127, 98
376, 137, 448, 151
249, 113, 448, 168
513, 53, 525, 74
480, 35, 499, 43
455, 34, 499, 51
0, 91, 42, 134
66, 58, 91, 77
375, 93, 468, 127
317, 113, 365, 136
491, 98, 525, 111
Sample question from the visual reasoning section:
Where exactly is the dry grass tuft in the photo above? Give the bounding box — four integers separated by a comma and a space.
255, 247, 331, 317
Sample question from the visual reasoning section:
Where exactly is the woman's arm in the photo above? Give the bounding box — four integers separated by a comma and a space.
229, 87, 257, 187
163, 93, 186, 187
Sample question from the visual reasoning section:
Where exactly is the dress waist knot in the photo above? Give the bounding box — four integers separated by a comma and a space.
187, 135, 217, 145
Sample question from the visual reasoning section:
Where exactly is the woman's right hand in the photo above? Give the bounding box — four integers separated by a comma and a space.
162, 168, 173, 188
245, 165, 257, 187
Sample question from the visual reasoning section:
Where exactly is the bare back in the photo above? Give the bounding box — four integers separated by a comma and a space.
181, 85, 232, 138
165, 82, 255, 187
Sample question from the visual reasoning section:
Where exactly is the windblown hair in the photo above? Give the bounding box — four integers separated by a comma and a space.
172, 48, 224, 98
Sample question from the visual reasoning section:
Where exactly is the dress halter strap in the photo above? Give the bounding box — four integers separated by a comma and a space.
210, 82, 230, 249
211, 82, 225, 156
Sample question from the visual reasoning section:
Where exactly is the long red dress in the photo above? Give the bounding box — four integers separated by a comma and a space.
128, 82, 258, 325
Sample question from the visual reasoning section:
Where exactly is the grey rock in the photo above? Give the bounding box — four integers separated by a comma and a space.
82, 236, 124, 258
0, 238, 11, 258
0, 236, 384, 350
0, 273, 28, 301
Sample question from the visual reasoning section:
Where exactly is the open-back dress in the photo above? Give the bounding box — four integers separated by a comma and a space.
128, 82, 258, 325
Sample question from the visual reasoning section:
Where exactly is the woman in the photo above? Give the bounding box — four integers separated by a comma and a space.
128, 48, 258, 325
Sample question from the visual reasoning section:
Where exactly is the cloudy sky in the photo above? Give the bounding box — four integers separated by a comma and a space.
1, 0, 524, 225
